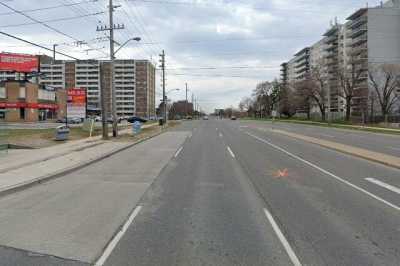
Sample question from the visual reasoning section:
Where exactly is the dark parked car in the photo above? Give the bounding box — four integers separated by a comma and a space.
230, 116, 237, 120
107, 117, 123, 123
127, 116, 147, 123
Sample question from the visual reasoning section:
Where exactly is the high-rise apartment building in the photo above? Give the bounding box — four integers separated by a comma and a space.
1, 56, 156, 118
280, 0, 400, 118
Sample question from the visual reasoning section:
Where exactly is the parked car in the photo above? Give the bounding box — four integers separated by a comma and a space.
203, 115, 209, 120
186, 116, 193, 120
69, 117, 82, 124
127, 116, 147, 123
230, 116, 237, 120
56, 118, 67, 123
107, 117, 123, 123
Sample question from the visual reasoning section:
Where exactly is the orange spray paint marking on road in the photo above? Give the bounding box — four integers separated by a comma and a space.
273, 168, 289, 178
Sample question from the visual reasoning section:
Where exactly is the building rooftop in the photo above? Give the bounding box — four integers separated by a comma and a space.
294, 47, 310, 57
347, 8, 368, 20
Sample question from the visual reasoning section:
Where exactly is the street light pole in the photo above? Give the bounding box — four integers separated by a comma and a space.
185, 83, 188, 118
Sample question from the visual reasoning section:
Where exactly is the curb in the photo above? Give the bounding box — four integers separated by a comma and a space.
0, 130, 164, 198
270, 128, 400, 170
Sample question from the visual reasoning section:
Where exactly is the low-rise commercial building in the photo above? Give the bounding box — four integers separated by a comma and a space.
0, 80, 66, 122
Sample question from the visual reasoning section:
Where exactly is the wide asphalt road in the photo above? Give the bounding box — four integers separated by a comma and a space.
0, 119, 399, 265
103, 119, 399, 265
239, 120, 400, 157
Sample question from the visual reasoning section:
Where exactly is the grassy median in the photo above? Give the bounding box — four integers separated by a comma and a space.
242, 117, 400, 136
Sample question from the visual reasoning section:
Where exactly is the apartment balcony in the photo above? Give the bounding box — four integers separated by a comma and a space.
351, 26, 368, 38
325, 44, 338, 53
325, 35, 339, 45
352, 33, 367, 47
350, 15, 367, 29
350, 43, 368, 56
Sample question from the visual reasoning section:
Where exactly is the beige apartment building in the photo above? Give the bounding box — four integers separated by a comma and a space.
280, 0, 400, 118
1, 56, 156, 119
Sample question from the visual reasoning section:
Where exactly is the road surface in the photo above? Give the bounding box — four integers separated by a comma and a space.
0, 119, 399, 265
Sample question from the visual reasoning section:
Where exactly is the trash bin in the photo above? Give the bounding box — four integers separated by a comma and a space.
55, 125, 70, 141
159, 119, 164, 126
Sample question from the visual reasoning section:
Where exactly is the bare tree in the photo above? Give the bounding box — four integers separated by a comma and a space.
337, 59, 365, 121
253, 81, 274, 117
368, 64, 400, 123
301, 65, 329, 121
239, 97, 254, 117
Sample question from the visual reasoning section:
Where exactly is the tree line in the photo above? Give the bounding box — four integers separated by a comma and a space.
239, 63, 400, 123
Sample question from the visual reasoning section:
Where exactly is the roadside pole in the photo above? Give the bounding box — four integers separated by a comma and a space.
159, 50, 166, 125
185, 83, 188, 118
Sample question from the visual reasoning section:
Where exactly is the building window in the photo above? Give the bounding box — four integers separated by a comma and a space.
0, 86, 5, 98
19, 87, 26, 98
38, 89, 56, 101
20, 108, 25, 119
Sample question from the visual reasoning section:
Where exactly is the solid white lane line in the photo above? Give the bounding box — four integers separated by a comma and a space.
365, 178, 400, 195
319, 133, 335, 138
264, 208, 302, 266
174, 147, 183, 158
95, 206, 142, 266
227, 146, 236, 158
245, 132, 400, 211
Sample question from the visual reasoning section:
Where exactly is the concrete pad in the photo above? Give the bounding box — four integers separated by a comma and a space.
0, 131, 190, 263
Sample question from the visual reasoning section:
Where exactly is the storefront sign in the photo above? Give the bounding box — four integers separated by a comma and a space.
0, 53, 39, 73
0, 102, 59, 109
67, 88, 86, 119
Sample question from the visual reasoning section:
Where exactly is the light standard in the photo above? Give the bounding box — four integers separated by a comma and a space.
110, 36, 141, 137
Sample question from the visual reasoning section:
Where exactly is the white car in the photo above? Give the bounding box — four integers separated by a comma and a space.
203, 116, 209, 120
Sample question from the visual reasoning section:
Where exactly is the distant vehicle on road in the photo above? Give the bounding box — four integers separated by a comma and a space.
127, 116, 147, 123
230, 116, 237, 120
186, 116, 193, 120
203, 115, 209, 120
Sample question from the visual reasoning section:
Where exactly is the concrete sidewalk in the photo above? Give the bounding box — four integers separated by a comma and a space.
0, 123, 159, 195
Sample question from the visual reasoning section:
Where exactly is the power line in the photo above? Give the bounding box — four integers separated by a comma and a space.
0, 0, 100, 16
0, 1, 83, 42
164, 66, 279, 70
0, 31, 79, 60
0, 11, 105, 28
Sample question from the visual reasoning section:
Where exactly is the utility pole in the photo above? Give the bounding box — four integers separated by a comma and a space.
185, 83, 188, 118
159, 50, 166, 124
53, 44, 58, 62
191, 93, 194, 116
97, 0, 124, 137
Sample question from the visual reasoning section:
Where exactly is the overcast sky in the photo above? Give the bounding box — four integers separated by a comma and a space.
0, 0, 382, 112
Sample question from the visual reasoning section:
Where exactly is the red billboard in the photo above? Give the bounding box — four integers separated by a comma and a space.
0, 53, 39, 73
67, 88, 86, 119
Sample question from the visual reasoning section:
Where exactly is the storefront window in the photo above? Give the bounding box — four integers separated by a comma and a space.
0, 108, 5, 119
19, 87, 26, 98
0, 87, 5, 98
20, 108, 25, 119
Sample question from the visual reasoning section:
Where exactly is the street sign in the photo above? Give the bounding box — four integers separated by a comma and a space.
67, 88, 86, 119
